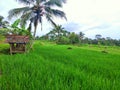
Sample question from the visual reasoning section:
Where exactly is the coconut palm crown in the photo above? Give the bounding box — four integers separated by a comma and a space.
8, 0, 67, 37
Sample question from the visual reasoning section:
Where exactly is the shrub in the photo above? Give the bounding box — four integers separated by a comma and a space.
57, 36, 70, 44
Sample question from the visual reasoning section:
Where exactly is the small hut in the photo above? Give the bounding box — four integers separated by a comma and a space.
6, 35, 29, 54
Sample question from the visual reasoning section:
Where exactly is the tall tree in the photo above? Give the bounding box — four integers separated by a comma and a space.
8, 0, 67, 38
53, 25, 64, 41
79, 32, 85, 44
95, 34, 102, 46
0, 16, 4, 24
69, 32, 79, 44
46, 24, 69, 41
0, 15, 9, 28
95, 34, 102, 40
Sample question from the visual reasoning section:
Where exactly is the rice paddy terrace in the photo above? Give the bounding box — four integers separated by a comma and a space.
0, 41, 120, 90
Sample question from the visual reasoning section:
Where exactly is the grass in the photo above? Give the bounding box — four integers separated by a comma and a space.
0, 40, 120, 90
79, 44, 120, 55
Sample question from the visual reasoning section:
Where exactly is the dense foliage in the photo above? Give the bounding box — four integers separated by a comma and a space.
40, 29, 120, 46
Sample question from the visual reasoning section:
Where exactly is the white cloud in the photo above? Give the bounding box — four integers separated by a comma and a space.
61, 0, 120, 39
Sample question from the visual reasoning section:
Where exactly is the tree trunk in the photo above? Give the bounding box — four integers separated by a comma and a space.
30, 28, 36, 49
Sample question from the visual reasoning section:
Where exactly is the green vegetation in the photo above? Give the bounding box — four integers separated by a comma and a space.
40, 28, 120, 46
1, 0, 120, 89
0, 41, 120, 90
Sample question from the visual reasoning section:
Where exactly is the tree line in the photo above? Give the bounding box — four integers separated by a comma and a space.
38, 25, 120, 46
0, 0, 120, 47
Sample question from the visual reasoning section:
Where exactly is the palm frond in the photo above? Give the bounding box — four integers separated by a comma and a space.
45, 14, 57, 27
45, 0, 66, 7
8, 7, 31, 19
36, 0, 40, 5
45, 7, 67, 20
52, 9, 67, 20
20, 11, 33, 27
40, 0, 47, 2
45, 7, 52, 13
16, 0, 35, 5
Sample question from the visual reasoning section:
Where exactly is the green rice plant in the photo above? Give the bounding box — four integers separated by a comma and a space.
0, 41, 120, 90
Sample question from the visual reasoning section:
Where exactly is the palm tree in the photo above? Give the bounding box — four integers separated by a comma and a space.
54, 25, 63, 39
95, 34, 102, 46
8, 0, 67, 38
51, 25, 69, 41
0, 15, 9, 28
95, 34, 102, 40
0, 15, 4, 24
79, 32, 85, 44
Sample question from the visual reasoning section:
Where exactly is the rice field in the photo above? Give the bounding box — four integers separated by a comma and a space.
0, 41, 120, 90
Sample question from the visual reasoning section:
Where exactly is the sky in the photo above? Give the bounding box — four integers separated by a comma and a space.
0, 0, 120, 39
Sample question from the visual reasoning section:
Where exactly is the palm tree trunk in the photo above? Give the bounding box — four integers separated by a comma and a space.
28, 22, 32, 34
33, 26, 37, 38
30, 20, 38, 49
30, 26, 37, 49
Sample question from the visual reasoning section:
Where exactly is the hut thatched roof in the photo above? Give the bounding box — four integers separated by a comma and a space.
6, 35, 29, 44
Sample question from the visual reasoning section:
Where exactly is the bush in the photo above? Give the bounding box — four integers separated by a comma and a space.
56, 36, 70, 44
